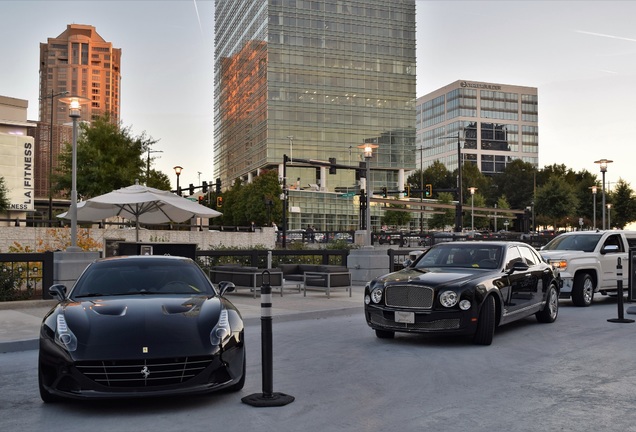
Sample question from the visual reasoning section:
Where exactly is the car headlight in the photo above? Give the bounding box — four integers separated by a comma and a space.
459, 299, 471, 310
210, 309, 231, 346
549, 259, 567, 270
55, 314, 77, 352
369, 288, 383, 304
439, 290, 458, 308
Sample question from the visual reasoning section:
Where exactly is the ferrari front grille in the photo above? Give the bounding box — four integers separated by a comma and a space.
385, 285, 434, 309
75, 356, 213, 388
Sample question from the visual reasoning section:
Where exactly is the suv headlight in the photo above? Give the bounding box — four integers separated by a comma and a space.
549, 259, 567, 270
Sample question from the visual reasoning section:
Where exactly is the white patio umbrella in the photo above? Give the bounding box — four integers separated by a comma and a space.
58, 181, 222, 241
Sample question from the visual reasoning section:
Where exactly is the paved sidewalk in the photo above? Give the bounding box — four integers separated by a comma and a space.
0, 285, 365, 353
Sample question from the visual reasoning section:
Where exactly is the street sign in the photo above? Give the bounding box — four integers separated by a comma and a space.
339, 192, 355, 198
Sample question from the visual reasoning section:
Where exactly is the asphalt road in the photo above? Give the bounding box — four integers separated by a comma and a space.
1, 297, 636, 432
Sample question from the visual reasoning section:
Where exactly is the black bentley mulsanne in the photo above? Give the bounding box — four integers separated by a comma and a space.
364, 241, 560, 345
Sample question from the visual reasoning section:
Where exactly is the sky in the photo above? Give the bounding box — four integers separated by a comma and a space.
2, 0, 636, 192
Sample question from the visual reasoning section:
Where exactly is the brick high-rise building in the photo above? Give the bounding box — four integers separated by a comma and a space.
35, 24, 121, 214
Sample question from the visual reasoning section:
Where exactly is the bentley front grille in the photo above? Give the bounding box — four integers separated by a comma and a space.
370, 313, 460, 330
75, 356, 213, 388
385, 285, 434, 309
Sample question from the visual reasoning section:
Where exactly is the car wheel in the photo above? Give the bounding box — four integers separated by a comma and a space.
375, 329, 395, 339
225, 351, 246, 392
572, 273, 594, 307
536, 284, 559, 323
473, 295, 495, 346
38, 367, 61, 403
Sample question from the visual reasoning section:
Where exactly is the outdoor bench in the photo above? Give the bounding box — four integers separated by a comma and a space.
209, 265, 283, 297
277, 264, 352, 298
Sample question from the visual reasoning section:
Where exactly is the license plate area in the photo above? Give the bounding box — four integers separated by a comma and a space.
394, 311, 415, 323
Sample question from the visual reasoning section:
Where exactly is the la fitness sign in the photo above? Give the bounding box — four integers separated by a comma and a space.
0, 133, 35, 212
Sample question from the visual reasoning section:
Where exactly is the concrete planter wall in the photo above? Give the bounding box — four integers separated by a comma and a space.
0, 226, 276, 254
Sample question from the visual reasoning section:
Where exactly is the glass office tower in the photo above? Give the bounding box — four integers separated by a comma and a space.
416, 80, 539, 175
214, 0, 416, 231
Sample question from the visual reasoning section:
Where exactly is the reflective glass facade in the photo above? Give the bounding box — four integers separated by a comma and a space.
415, 80, 538, 175
214, 0, 416, 231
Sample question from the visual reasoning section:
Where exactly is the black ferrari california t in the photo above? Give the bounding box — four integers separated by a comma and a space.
38, 255, 245, 402
364, 241, 560, 345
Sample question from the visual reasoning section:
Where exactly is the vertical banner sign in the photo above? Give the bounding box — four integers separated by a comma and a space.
0, 134, 35, 211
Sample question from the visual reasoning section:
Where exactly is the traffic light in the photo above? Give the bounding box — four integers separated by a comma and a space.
216, 196, 223, 208
215, 178, 221, 194
425, 184, 432, 197
188, 183, 194, 195
405, 185, 410, 197
202, 181, 208, 193
177, 186, 182, 196
198, 196, 204, 204
382, 187, 387, 197
329, 157, 336, 174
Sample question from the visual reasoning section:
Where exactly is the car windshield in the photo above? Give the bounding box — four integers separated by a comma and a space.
542, 234, 601, 252
414, 244, 503, 269
71, 259, 216, 298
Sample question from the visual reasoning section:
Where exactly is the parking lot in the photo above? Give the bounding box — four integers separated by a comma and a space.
1, 295, 636, 432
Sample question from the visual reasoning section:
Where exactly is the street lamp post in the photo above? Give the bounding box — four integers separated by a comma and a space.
41, 90, 69, 226
419, 145, 424, 233
594, 159, 613, 229
590, 185, 597, 229
358, 143, 378, 246
607, 203, 612, 229
173, 166, 183, 195
59, 95, 88, 251
440, 131, 463, 232
146, 148, 163, 185
469, 187, 477, 232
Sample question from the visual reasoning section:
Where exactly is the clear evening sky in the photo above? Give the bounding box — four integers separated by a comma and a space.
1, 1, 635, 192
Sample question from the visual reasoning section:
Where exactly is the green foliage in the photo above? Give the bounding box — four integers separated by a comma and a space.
217, 171, 282, 226
53, 114, 163, 198
534, 177, 579, 229
0, 265, 30, 301
382, 204, 411, 228
0, 177, 9, 212
428, 192, 455, 230
608, 179, 636, 229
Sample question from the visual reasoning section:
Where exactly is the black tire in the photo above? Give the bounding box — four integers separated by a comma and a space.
572, 273, 594, 307
225, 351, 246, 392
536, 284, 559, 323
473, 295, 495, 346
375, 329, 395, 339
38, 367, 61, 403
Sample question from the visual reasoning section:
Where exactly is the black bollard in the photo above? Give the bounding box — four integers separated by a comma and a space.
242, 270, 295, 407
608, 258, 635, 324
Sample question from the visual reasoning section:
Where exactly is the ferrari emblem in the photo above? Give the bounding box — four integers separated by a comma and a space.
141, 366, 150, 378
142, 346, 148, 353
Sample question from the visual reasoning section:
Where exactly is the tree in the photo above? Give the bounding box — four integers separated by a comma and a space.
0, 177, 9, 212
216, 171, 282, 226
382, 205, 412, 228
494, 159, 536, 210
428, 192, 455, 230
53, 114, 159, 199
534, 177, 579, 230
608, 178, 636, 229
146, 169, 171, 191
407, 160, 454, 198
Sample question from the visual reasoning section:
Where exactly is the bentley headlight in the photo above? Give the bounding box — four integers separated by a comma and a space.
439, 290, 458, 308
459, 299, 472, 310
55, 314, 77, 352
370, 288, 383, 304
210, 309, 231, 346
